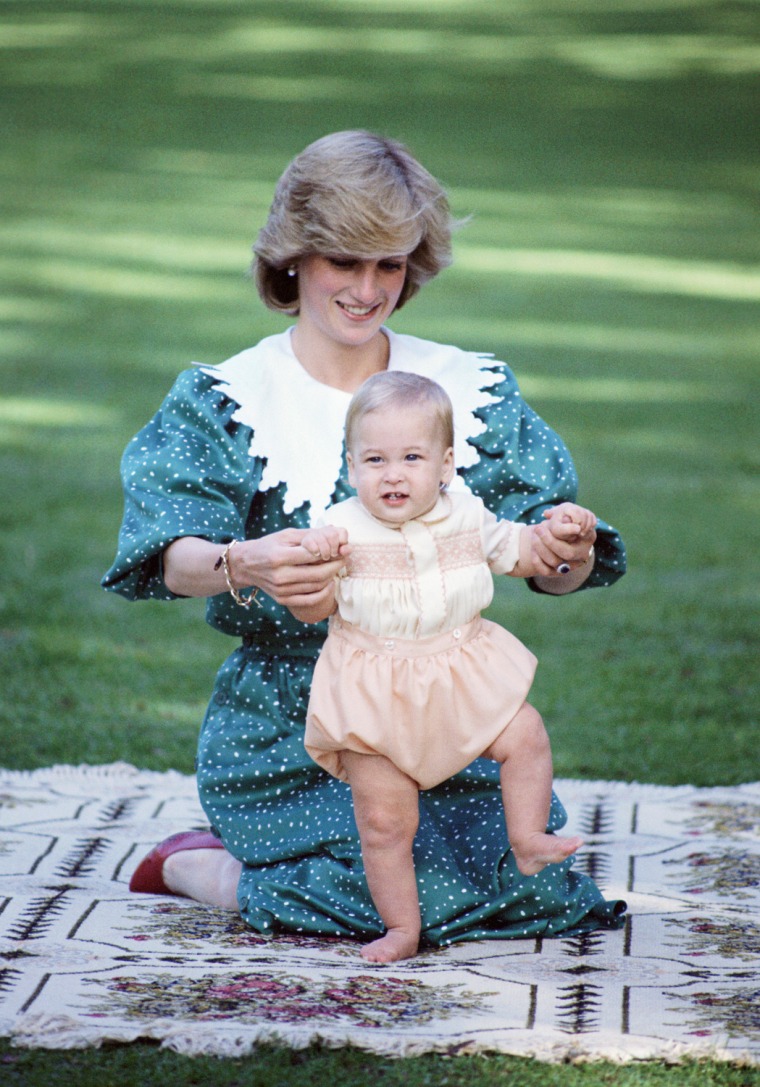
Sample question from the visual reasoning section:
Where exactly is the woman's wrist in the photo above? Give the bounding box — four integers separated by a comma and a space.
163, 536, 258, 600
214, 540, 262, 609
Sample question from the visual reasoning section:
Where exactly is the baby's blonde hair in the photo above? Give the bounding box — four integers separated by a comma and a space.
345, 372, 454, 453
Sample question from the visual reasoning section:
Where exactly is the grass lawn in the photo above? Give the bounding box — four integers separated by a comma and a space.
1, 0, 758, 1083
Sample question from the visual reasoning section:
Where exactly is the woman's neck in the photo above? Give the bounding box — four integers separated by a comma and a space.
290, 325, 390, 393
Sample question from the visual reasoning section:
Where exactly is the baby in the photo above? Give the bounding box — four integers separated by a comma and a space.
291, 372, 595, 963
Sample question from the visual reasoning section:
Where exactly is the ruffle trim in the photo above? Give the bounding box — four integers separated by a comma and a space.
196, 329, 506, 515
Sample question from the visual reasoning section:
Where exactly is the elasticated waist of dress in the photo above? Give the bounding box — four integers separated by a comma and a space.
328, 615, 483, 658
241, 633, 324, 659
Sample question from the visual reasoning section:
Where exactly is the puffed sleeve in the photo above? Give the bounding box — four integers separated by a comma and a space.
461, 363, 626, 591
480, 507, 525, 576
101, 368, 262, 601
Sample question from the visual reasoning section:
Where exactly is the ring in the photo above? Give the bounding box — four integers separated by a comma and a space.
557, 562, 572, 575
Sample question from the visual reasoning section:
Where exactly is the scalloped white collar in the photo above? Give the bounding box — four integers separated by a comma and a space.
198, 328, 505, 515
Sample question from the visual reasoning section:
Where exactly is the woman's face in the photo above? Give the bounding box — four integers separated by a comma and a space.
295, 254, 407, 351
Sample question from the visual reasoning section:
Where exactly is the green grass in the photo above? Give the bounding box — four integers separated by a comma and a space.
1, 1042, 759, 1087
1, 0, 758, 1082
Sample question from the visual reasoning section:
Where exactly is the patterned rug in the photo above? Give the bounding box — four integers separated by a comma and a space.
0, 765, 757, 1065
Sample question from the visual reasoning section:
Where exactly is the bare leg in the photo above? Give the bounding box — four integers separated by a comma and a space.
342, 750, 421, 963
483, 703, 583, 876
163, 848, 242, 908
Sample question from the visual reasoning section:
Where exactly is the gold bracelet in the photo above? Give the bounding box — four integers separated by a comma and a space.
213, 540, 262, 609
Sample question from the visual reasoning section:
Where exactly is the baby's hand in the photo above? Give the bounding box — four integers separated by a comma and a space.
542, 502, 597, 539
300, 526, 350, 563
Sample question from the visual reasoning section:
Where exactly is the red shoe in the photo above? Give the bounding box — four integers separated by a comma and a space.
129, 830, 225, 895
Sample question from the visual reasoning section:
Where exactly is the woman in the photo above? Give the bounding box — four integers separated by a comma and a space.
104, 130, 627, 947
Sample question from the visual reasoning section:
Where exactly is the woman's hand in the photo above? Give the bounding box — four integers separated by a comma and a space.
527, 503, 597, 593
163, 529, 350, 610
531, 503, 596, 573
230, 528, 350, 607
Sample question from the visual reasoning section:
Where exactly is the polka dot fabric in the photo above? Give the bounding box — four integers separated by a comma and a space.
103, 335, 627, 946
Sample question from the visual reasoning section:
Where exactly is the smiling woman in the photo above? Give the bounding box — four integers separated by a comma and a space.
252, 129, 455, 314
104, 129, 627, 958
290, 255, 408, 389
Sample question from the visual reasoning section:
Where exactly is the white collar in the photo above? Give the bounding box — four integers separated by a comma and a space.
352, 491, 453, 533
197, 328, 505, 515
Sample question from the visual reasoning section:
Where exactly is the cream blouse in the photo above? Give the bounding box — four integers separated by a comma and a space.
316, 491, 525, 640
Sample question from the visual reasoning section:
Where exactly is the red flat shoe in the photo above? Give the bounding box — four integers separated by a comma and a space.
129, 830, 225, 895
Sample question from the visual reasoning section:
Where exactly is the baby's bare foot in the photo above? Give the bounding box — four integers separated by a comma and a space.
360, 928, 419, 964
511, 833, 583, 876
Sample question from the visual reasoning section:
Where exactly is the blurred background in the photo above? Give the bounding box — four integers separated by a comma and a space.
1, 0, 757, 784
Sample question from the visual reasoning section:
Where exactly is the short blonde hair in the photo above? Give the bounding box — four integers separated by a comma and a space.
253, 131, 456, 315
345, 372, 454, 453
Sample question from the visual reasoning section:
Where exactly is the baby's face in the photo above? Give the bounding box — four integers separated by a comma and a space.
347, 405, 454, 526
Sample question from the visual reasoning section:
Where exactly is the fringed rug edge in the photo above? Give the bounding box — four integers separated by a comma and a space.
6, 1011, 756, 1067
2, 763, 758, 798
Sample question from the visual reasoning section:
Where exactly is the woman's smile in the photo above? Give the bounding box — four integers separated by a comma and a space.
337, 300, 382, 320
297, 254, 407, 345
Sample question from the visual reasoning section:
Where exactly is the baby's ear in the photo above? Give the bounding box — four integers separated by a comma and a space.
440, 447, 455, 485
346, 451, 357, 487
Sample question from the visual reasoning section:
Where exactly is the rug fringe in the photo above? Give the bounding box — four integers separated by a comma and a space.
2, 763, 757, 797
0, 762, 192, 785
10, 1011, 751, 1066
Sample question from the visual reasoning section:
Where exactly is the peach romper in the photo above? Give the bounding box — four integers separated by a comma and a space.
304, 490, 538, 790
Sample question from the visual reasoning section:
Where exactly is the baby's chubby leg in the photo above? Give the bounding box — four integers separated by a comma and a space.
342, 751, 421, 963
483, 704, 583, 876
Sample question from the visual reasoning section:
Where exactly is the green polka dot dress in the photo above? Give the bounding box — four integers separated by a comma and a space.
103, 329, 627, 946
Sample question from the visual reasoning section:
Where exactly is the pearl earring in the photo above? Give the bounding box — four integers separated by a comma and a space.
287, 265, 297, 277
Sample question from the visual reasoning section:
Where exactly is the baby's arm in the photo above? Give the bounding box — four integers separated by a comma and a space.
287, 525, 350, 624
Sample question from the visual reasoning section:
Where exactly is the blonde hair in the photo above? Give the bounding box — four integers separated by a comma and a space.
345, 372, 454, 453
253, 131, 456, 315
